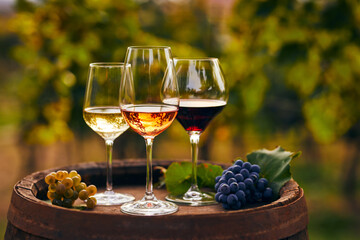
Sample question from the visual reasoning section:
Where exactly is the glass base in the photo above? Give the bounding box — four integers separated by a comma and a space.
165, 190, 217, 206
94, 191, 135, 206
121, 197, 178, 216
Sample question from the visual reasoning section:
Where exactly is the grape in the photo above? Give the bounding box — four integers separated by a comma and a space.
219, 194, 227, 203
75, 182, 87, 192
232, 165, 241, 174
257, 178, 268, 191
229, 182, 239, 193
62, 170, 69, 178
54, 192, 62, 200
47, 191, 56, 200
56, 183, 66, 195
63, 198, 73, 208
64, 188, 74, 198
244, 178, 254, 190
218, 177, 227, 185
219, 184, 230, 195
234, 160, 243, 167
227, 178, 237, 185
215, 182, 220, 192
69, 170, 78, 178
55, 171, 66, 181
224, 171, 235, 180
238, 182, 246, 191
215, 176, 221, 183
242, 162, 252, 171
86, 185, 97, 196
86, 197, 96, 209
249, 172, 259, 183
215, 192, 222, 202
235, 173, 244, 182
90, 196, 97, 205
253, 191, 262, 201
240, 169, 249, 178
72, 176, 81, 187
250, 164, 260, 173
62, 177, 73, 189
48, 183, 57, 193
235, 190, 246, 204
263, 187, 273, 200
259, 178, 268, 187
79, 189, 89, 200
72, 190, 79, 200
45, 173, 56, 185
227, 166, 235, 172
227, 194, 238, 206
52, 199, 62, 206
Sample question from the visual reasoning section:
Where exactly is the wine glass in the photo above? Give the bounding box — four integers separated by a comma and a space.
83, 62, 135, 205
165, 58, 228, 206
119, 46, 179, 216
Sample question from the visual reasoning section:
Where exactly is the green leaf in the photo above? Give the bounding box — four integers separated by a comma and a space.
165, 162, 192, 196
247, 146, 301, 197
197, 163, 224, 189
165, 162, 223, 196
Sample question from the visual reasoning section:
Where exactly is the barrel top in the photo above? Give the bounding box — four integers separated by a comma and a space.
6, 159, 308, 240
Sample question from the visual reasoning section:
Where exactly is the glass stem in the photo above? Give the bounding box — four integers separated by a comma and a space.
189, 132, 201, 191
105, 139, 113, 192
145, 138, 155, 200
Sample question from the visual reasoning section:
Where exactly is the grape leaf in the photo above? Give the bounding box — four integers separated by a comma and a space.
165, 162, 223, 196
197, 163, 224, 188
246, 146, 301, 197
165, 162, 192, 196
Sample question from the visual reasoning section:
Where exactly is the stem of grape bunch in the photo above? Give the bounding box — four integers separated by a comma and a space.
145, 138, 155, 200
105, 140, 114, 192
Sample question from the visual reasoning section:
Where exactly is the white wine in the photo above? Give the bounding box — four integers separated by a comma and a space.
83, 106, 129, 140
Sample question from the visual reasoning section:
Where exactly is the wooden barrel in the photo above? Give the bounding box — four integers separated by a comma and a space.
5, 159, 308, 240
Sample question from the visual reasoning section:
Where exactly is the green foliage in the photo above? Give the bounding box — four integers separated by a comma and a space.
247, 146, 300, 196
223, 0, 360, 142
9, 0, 203, 144
165, 162, 223, 196
8, 0, 360, 145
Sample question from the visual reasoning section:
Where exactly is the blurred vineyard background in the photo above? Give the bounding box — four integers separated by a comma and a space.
0, 0, 360, 238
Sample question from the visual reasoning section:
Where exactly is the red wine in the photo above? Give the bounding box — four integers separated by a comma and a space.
176, 99, 226, 132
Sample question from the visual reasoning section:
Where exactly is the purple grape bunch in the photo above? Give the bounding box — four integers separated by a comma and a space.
215, 160, 273, 210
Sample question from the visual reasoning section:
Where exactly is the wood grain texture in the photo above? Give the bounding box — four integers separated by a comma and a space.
5, 159, 308, 240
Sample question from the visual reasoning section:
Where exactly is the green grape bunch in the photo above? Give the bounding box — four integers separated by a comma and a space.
45, 170, 97, 209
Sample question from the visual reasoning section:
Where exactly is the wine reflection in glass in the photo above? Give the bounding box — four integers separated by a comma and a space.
120, 46, 180, 216
165, 58, 228, 206
83, 62, 135, 205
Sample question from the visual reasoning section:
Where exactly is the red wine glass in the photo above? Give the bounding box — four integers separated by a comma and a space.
165, 58, 228, 206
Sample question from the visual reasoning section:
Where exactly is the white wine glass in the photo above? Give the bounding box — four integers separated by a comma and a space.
83, 62, 135, 205
120, 46, 179, 216
165, 58, 228, 206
